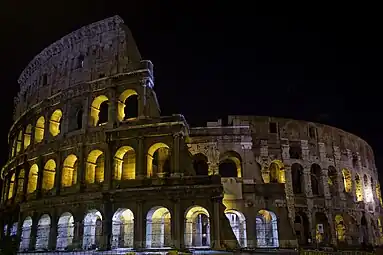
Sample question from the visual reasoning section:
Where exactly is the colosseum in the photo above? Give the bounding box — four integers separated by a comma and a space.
0, 15, 382, 253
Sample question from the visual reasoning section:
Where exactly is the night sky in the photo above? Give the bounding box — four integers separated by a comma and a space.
0, 2, 382, 181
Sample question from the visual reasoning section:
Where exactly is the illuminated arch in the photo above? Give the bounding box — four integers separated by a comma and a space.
117, 89, 138, 121
147, 142, 170, 177
56, 212, 75, 250
42, 159, 56, 191
83, 209, 103, 250
16, 130, 22, 154
184, 205, 210, 248
219, 151, 242, 178
7, 173, 15, 199
16, 169, 25, 196
90, 95, 109, 126
225, 209, 247, 247
49, 109, 63, 136
27, 164, 39, 194
24, 124, 32, 149
34, 116, 45, 143
35, 214, 51, 250
256, 209, 279, 248
269, 160, 285, 183
335, 215, 346, 242
19, 216, 33, 251
193, 153, 209, 176
342, 168, 352, 193
112, 208, 135, 248
376, 183, 383, 206
114, 146, 136, 180
85, 150, 104, 183
61, 154, 78, 187
146, 206, 172, 248
355, 174, 363, 202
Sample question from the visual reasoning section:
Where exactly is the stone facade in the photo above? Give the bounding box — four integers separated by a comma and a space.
0, 15, 382, 253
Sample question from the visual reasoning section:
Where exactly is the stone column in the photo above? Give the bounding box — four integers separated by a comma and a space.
333, 146, 346, 200
303, 166, 313, 197
321, 168, 331, 199
136, 137, 145, 179
73, 220, 82, 249
82, 93, 90, 129
102, 201, 113, 250
172, 199, 182, 249
134, 200, 144, 249
29, 214, 38, 250
48, 213, 58, 250
107, 87, 117, 128
78, 145, 86, 190
54, 152, 62, 196
212, 199, 221, 249
171, 133, 181, 177
137, 79, 147, 118
104, 141, 113, 190
207, 143, 219, 175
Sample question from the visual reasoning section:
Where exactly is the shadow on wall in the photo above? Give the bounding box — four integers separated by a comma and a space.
0, 235, 19, 255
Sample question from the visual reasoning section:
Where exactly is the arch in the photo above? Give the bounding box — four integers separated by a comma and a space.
24, 124, 32, 149
291, 163, 304, 194
16, 169, 25, 196
147, 143, 171, 178
117, 89, 139, 121
360, 214, 369, 245
219, 151, 242, 178
355, 174, 364, 201
49, 109, 63, 136
56, 212, 75, 250
328, 166, 338, 195
335, 214, 346, 242
376, 183, 383, 206
61, 154, 78, 187
19, 216, 33, 251
314, 212, 331, 245
310, 164, 322, 195
256, 209, 279, 248
184, 205, 210, 248
35, 214, 51, 250
225, 209, 247, 247
27, 164, 39, 194
90, 95, 109, 126
42, 159, 56, 191
7, 173, 15, 199
146, 206, 172, 248
269, 160, 285, 183
34, 116, 45, 143
83, 209, 103, 250
114, 146, 136, 180
193, 153, 209, 176
16, 130, 22, 154
294, 211, 310, 245
76, 108, 83, 130
85, 150, 105, 184
11, 138, 16, 157
112, 208, 134, 249
342, 168, 352, 193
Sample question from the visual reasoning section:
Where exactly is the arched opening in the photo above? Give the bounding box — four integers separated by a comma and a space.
24, 124, 32, 149
11, 138, 16, 157
294, 212, 310, 245
291, 163, 304, 194
193, 153, 209, 176
85, 150, 105, 184
314, 212, 330, 245
112, 208, 134, 249
364, 175, 373, 203
83, 209, 103, 250
269, 160, 285, 183
49, 109, 63, 136
360, 214, 369, 245
16, 130, 22, 154
146, 206, 171, 248
56, 212, 74, 250
7, 173, 15, 199
35, 214, 51, 250
34, 116, 45, 143
90, 95, 109, 126
117, 89, 139, 121
61, 154, 78, 187
335, 214, 346, 242
355, 174, 364, 202
10, 222, 18, 236
184, 205, 210, 248
219, 151, 242, 178
376, 184, 383, 206
328, 166, 338, 195
114, 146, 136, 180
256, 209, 279, 248
27, 164, 39, 194
310, 164, 322, 196
342, 168, 352, 193
19, 216, 32, 251
289, 145, 302, 159
76, 109, 83, 130
42, 159, 56, 191
17, 169, 25, 196
225, 209, 247, 247
147, 143, 171, 178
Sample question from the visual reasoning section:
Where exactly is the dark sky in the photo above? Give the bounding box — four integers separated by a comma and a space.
0, 2, 382, 180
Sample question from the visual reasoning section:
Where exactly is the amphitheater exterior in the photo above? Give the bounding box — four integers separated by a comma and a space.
0, 16, 382, 253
